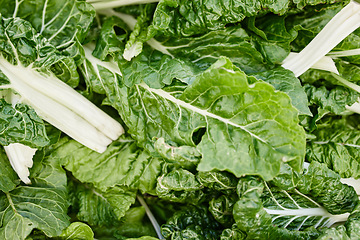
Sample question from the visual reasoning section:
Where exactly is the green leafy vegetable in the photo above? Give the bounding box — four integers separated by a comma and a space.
0, 0, 359, 239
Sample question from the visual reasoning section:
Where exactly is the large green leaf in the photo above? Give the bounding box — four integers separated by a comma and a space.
0, 150, 70, 240
184, 59, 305, 179
96, 58, 305, 180
136, 0, 346, 38
156, 25, 269, 74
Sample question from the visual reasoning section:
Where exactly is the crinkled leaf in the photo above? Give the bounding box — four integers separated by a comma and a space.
56, 137, 163, 193
234, 176, 320, 240
271, 161, 358, 215
0, 16, 80, 88
91, 206, 157, 239
317, 204, 360, 239
196, 171, 238, 192
91, 16, 129, 61
68, 180, 136, 226
156, 169, 205, 203
161, 206, 223, 240
306, 116, 360, 178
0, 99, 49, 148
154, 137, 200, 170
234, 160, 359, 239
119, 45, 200, 88
286, 4, 348, 52
140, 0, 345, 38
220, 224, 246, 240
157, 25, 269, 74
0, 0, 95, 62
245, 15, 297, 65
304, 84, 358, 115
209, 194, 238, 227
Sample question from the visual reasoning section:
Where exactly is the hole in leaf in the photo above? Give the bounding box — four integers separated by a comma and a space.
192, 127, 206, 145
113, 26, 126, 36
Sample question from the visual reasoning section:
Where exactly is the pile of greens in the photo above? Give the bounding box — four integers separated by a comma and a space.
1, 0, 360, 239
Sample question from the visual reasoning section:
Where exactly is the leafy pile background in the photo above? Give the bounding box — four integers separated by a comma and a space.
0, 0, 360, 239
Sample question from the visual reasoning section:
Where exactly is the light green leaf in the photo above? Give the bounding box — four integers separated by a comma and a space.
59, 222, 94, 240
56, 137, 163, 193
69, 180, 136, 226
252, 68, 312, 116
154, 137, 200, 170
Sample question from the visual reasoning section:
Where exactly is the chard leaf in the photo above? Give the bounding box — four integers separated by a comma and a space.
317, 204, 360, 239
119, 45, 200, 88
252, 67, 312, 116
96, 57, 305, 180
58, 137, 163, 194
234, 176, 319, 240
271, 161, 358, 215
196, 171, 238, 192
183, 59, 305, 179
154, 137, 201, 170
234, 161, 358, 239
304, 84, 358, 115
156, 169, 205, 203
0, 150, 70, 239
0, 16, 80, 88
68, 180, 136, 226
209, 194, 238, 227
220, 224, 246, 240
0, 99, 49, 148
156, 25, 269, 74
245, 15, 297, 65
59, 222, 94, 240
91, 206, 157, 239
0, 148, 19, 192
161, 206, 223, 240
87, 16, 200, 89
0, 0, 95, 60
306, 116, 360, 178
136, 0, 343, 39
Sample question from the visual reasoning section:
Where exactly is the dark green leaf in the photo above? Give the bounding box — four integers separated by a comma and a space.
0, 99, 49, 148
